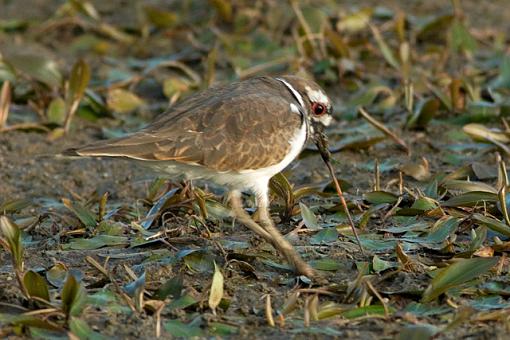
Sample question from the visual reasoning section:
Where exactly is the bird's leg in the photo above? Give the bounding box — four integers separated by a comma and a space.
255, 187, 316, 278
230, 191, 314, 277
229, 191, 272, 241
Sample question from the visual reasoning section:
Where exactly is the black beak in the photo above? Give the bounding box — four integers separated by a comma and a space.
313, 129, 331, 163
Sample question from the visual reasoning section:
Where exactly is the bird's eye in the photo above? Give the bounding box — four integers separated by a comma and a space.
312, 103, 326, 115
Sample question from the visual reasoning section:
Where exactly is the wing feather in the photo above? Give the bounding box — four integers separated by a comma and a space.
72, 77, 303, 171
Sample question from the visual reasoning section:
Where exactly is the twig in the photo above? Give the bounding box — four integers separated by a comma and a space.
238, 56, 294, 80
325, 160, 365, 255
314, 132, 365, 255
0, 123, 50, 133
365, 279, 389, 318
358, 107, 410, 155
290, 0, 322, 60
296, 288, 338, 296
85, 256, 110, 279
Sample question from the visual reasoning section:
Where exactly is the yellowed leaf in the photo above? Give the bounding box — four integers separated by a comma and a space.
208, 262, 224, 315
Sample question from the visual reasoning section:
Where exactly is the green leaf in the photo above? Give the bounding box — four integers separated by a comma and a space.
182, 250, 215, 273
61, 274, 87, 317
164, 319, 204, 337
209, 322, 238, 336
62, 198, 97, 228
47, 97, 66, 124
87, 289, 132, 314
411, 197, 437, 211
69, 0, 100, 20
416, 14, 455, 42
70, 317, 106, 340
468, 296, 510, 311
299, 202, 319, 230
451, 19, 477, 52
107, 88, 144, 113
443, 191, 498, 207
404, 302, 452, 316
404, 217, 459, 245
0, 215, 24, 271
407, 98, 440, 129
472, 214, 510, 237
342, 305, 394, 319
0, 313, 63, 331
67, 59, 90, 105
65, 235, 128, 250
309, 258, 343, 271
364, 191, 399, 204
310, 228, 338, 244
6, 53, 62, 87
370, 25, 399, 69
491, 55, 510, 89
143, 5, 178, 28
163, 77, 190, 99
23, 270, 50, 302
153, 276, 183, 300
422, 257, 499, 302
209, 0, 232, 23
0, 198, 32, 213
466, 101, 500, 120
166, 294, 197, 310
356, 235, 397, 252
442, 180, 497, 194
372, 255, 396, 273
336, 8, 371, 32
46, 263, 68, 288
422, 217, 460, 243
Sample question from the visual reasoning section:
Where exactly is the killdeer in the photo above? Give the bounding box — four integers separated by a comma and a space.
66, 75, 333, 278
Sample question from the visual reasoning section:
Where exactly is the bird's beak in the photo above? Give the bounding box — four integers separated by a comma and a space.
313, 129, 331, 163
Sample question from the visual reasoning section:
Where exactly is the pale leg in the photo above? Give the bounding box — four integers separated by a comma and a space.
229, 190, 272, 241
254, 185, 316, 278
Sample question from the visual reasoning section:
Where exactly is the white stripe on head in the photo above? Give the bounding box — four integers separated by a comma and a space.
305, 86, 329, 105
276, 77, 305, 109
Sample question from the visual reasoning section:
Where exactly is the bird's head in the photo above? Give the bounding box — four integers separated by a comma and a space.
277, 75, 333, 151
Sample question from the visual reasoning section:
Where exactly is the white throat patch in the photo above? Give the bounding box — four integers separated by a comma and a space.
312, 114, 333, 126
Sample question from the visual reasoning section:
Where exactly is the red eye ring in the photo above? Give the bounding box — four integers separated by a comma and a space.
312, 103, 326, 116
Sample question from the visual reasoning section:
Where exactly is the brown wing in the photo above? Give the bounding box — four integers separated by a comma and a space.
71, 77, 303, 171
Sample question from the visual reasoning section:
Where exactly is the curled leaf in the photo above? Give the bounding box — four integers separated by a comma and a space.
463, 124, 510, 144
0, 215, 24, 272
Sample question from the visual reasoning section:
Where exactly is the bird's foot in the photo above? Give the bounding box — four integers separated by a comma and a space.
258, 216, 316, 279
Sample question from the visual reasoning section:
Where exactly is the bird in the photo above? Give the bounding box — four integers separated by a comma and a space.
65, 75, 333, 278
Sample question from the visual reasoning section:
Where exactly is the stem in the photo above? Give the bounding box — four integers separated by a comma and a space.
315, 132, 365, 255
